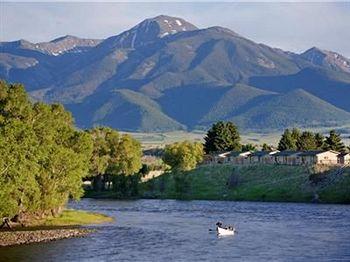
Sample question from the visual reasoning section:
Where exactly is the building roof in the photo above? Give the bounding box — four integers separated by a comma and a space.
338, 152, 350, 157
228, 151, 252, 157
298, 150, 339, 156
274, 151, 300, 157
250, 151, 277, 157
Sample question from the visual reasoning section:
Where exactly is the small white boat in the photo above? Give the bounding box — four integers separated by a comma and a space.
217, 226, 235, 236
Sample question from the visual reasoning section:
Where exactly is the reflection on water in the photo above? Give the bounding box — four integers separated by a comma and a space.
2, 199, 350, 261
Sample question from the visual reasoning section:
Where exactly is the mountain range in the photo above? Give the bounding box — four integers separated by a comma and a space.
1, 15, 350, 132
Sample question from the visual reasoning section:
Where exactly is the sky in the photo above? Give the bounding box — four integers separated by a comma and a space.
1, 2, 350, 56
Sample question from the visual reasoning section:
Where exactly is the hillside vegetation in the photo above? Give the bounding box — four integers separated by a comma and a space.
2, 15, 350, 132
141, 164, 350, 204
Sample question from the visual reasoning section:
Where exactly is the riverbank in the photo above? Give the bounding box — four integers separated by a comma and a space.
0, 210, 113, 247
140, 164, 350, 204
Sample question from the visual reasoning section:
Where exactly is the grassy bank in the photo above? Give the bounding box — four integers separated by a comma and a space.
42, 210, 114, 227
141, 164, 350, 203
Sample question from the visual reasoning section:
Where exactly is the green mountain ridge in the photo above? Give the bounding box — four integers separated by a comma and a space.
231, 89, 350, 130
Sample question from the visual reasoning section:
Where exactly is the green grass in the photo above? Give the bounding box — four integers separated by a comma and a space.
317, 170, 350, 203
123, 130, 350, 150
141, 164, 350, 203
42, 210, 114, 227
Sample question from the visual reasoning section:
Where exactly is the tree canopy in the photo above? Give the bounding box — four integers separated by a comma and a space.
278, 129, 297, 151
163, 141, 204, 172
0, 81, 93, 219
204, 121, 241, 153
324, 130, 346, 152
278, 128, 330, 151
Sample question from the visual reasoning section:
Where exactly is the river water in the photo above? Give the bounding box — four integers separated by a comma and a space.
1, 199, 350, 261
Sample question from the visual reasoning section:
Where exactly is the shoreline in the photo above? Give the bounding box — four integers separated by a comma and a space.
0, 228, 93, 247
0, 209, 113, 247
82, 195, 350, 205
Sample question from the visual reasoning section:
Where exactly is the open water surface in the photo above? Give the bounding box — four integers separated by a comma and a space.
1, 199, 350, 261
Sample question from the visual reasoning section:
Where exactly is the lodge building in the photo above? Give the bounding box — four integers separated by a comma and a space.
205, 150, 349, 166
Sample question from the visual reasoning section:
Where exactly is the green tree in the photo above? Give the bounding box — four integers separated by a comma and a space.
315, 133, 325, 149
291, 128, 301, 142
109, 134, 142, 197
296, 131, 317, 150
204, 121, 241, 153
324, 130, 345, 152
31, 103, 93, 215
0, 81, 93, 220
242, 144, 256, 152
278, 129, 297, 151
163, 141, 204, 172
262, 143, 273, 151
87, 127, 117, 191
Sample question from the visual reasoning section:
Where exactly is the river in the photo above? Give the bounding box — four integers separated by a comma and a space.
1, 199, 350, 261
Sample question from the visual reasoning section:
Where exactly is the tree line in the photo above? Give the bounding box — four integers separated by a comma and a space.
278, 128, 346, 152
0, 82, 142, 221
162, 121, 349, 172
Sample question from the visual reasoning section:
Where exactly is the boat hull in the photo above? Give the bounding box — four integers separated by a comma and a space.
217, 226, 234, 236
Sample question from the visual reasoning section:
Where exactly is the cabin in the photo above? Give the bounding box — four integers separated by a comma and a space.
216, 152, 232, 164
298, 150, 339, 165
274, 151, 301, 165
227, 151, 252, 164
338, 153, 350, 165
249, 151, 279, 164
202, 152, 229, 164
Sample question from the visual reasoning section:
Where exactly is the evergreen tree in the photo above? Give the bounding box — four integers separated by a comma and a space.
262, 143, 273, 151
204, 121, 241, 153
297, 131, 317, 150
315, 133, 325, 149
278, 129, 297, 151
242, 144, 257, 152
324, 130, 346, 152
291, 128, 301, 142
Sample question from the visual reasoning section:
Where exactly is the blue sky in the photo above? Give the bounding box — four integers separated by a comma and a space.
1, 2, 349, 56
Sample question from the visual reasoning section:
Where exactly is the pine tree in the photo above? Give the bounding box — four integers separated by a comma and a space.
315, 133, 325, 149
204, 121, 241, 153
242, 144, 256, 152
278, 129, 297, 151
297, 131, 317, 150
262, 143, 273, 151
324, 130, 345, 152
291, 128, 301, 142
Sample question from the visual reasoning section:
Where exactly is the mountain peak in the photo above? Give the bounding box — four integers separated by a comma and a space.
139, 15, 198, 37
301, 47, 350, 73
50, 35, 78, 43
102, 15, 198, 49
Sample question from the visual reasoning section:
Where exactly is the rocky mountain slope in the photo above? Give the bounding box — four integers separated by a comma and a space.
1, 15, 350, 132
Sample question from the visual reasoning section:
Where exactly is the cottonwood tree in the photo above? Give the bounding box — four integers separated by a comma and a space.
162, 141, 204, 172
162, 141, 203, 197
0, 81, 93, 220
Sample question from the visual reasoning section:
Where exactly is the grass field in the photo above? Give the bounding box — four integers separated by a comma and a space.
123, 127, 350, 149
141, 164, 350, 203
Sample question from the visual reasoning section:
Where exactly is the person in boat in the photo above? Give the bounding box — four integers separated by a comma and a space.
216, 221, 223, 228
216, 221, 234, 231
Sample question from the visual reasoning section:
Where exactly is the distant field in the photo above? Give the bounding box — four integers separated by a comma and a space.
123, 127, 350, 149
